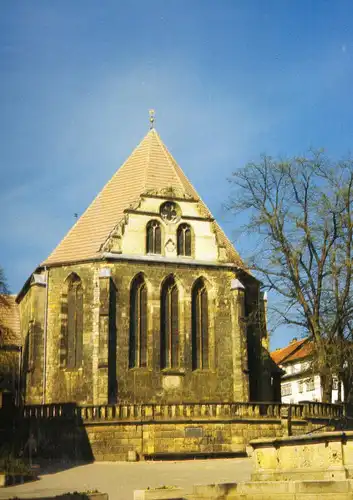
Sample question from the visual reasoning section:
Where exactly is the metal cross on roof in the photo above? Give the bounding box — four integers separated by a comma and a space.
149, 109, 155, 129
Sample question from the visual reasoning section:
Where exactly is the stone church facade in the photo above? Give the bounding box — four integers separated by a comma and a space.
17, 126, 279, 407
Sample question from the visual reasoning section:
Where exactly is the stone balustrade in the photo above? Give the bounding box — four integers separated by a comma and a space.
17, 401, 346, 463
22, 401, 344, 422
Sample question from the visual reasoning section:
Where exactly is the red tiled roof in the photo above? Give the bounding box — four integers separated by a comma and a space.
271, 338, 312, 365
285, 341, 314, 363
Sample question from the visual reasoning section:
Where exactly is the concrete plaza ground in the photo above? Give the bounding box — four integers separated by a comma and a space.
0, 457, 252, 500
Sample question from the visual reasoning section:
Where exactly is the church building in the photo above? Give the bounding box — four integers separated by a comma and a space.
16, 119, 279, 407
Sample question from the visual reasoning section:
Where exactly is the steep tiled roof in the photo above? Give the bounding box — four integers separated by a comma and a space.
271, 338, 310, 365
0, 295, 21, 346
42, 128, 244, 267
285, 341, 314, 363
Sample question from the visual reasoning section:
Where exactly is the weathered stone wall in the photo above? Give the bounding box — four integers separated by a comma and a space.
19, 282, 46, 404
35, 260, 266, 406
23, 401, 341, 462
42, 264, 97, 404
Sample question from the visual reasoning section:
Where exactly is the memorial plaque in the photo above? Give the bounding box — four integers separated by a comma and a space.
185, 426, 203, 438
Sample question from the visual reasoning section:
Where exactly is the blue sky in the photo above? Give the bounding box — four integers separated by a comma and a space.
1, 1, 353, 349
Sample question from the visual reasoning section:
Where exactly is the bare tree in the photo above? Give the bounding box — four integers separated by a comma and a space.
227, 151, 353, 402
0, 266, 9, 303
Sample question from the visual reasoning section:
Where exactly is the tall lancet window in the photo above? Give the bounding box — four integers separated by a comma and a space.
129, 274, 148, 368
60, 273, 83, 369
177, 223, 192, 256
192, 278, 209, 370
161, 276, 179, 369
146, 220, 162, 254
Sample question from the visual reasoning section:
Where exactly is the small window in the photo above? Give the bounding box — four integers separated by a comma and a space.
60, 273, 83, 369
298, 380, 304, 393
282, 383, 292, 396
129, 274, 148, 368
146, 220, 162, 254
27, 320, 35, 372
177, 224, 192, 256
306, 378, 315, 392
160, 276, 179, 369
332, 379, 339, 391
192, 278, 209, 369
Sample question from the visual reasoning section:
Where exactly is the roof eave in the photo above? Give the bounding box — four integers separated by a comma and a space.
16, 266, 45, 304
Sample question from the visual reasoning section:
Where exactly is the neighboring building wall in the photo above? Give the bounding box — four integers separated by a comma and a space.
280, 360, 344, 404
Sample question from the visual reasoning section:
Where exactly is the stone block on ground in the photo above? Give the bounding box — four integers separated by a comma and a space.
134, 487, 186, 500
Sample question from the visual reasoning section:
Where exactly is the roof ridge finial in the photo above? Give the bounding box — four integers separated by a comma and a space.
149, 109, 155, 130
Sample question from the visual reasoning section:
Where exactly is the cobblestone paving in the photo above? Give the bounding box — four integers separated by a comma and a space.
0, 457, 252, 500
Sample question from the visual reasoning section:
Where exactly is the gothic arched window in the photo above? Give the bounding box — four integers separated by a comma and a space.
146, 220, 162, 254
60, 273, 83, 369
192, 278, 209, 370
161, 276, 179, 369
177, 224, 192, 256
129, 274, 148, 368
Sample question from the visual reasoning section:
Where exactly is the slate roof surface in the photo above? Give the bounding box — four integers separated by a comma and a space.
42, 128, 244, 268
0, 295, 21, 346
271, 338, 311, 365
